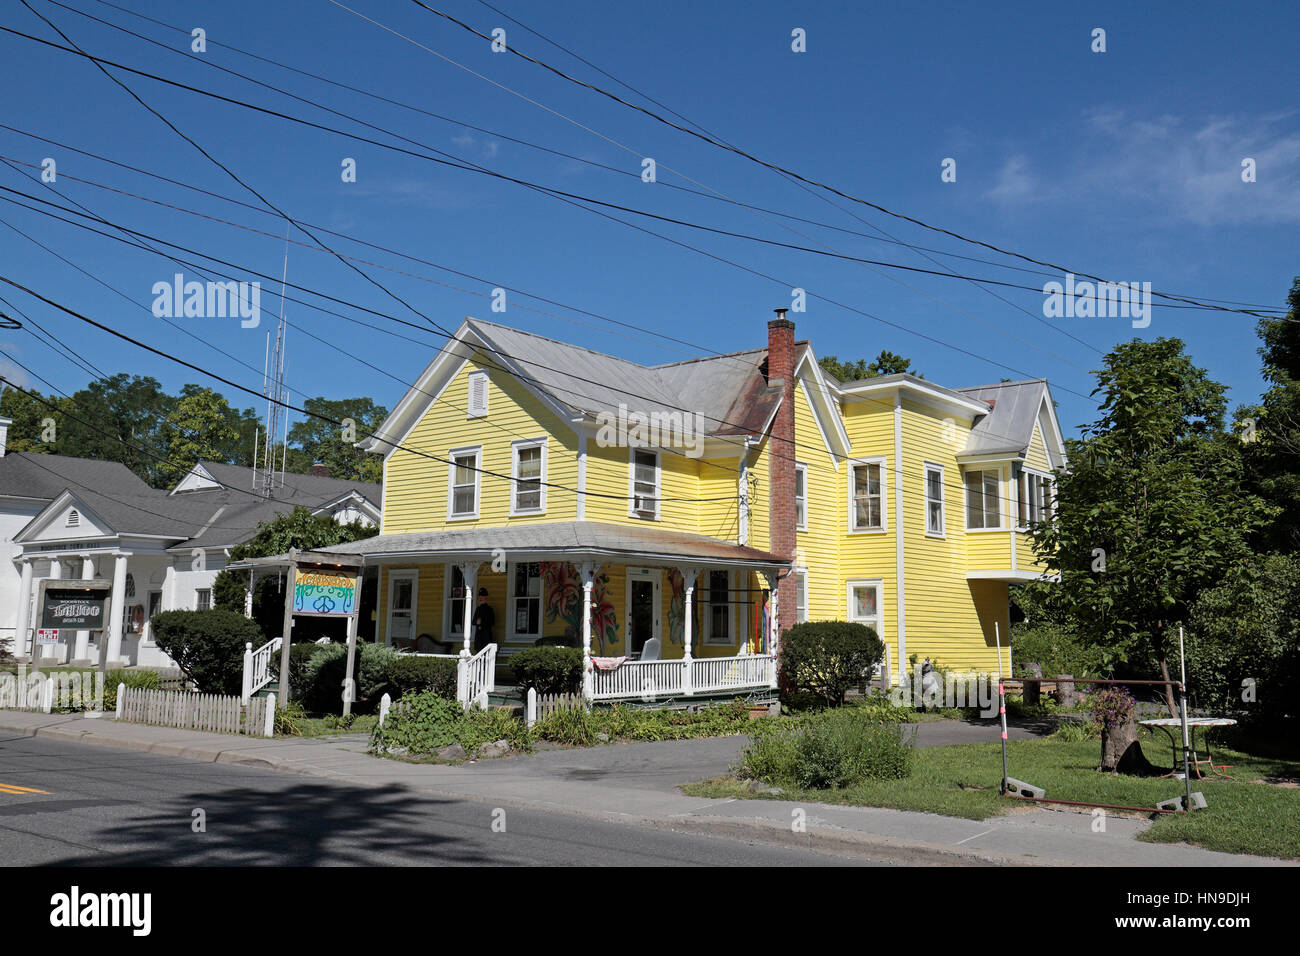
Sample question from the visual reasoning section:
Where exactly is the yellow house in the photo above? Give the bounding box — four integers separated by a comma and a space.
320, 311, 1065, 702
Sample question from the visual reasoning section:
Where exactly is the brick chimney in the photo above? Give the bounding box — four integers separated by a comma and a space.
309, 463, 332, 478
767, 310, 797, 634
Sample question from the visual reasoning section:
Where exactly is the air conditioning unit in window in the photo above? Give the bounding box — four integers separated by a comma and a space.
633, 495, 656, 515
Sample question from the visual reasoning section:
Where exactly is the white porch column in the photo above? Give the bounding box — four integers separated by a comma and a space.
763, 570, 780, 689
578, 561, 599, 701
457, 561, 479, 657
105, 552, 129, 665
680, 566, 698, 697
12, 558, 32, 659
39, 558, 62, 662
243, 568, 254, 618
73, 554, 94, 662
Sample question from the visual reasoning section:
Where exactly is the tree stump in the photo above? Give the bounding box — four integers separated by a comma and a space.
1054, 674, 1077, 708
1023, 662, 1042, 706
1099, 715, 1157, 774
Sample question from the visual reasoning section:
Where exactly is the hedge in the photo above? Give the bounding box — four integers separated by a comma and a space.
778, 620, 884, 707
150, 609, 264, 695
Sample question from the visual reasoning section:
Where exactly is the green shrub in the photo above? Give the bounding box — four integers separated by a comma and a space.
778, 620, 884, 707
150, 609, 264, 695
741, 707, 913, 789
102, 669, 163, 712
287, 642, 332, 700
301, 642, 403, 715
387, 654, 458, 700
510, 646, 582, 694
1011, 622, 1106, 679
369, 691, 466, 755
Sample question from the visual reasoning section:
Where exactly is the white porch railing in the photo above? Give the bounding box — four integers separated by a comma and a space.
241, 637, 282, 705
590, 658, 685, 701
590, 654, 776, 702
692, 654, 776, 693
456, 643, 497, 710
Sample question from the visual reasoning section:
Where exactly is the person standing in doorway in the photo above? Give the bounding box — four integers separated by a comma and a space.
472, 587, 495, 653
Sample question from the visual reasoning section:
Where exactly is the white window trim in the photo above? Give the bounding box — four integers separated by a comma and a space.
702, 568, 735, 646
507, 561, 545, 642
387, 569, 419, 645
847, 457, 888, 534
1016, 467, 1054, 530
795, 462, 808, 532
467, 369, 489, 418
845, 578, 885, 641
795, 567, 809, 624
628, 447, 661, 520
964, 467, 1005, 532
510, 438, 548, 516
447, 445, 482, 521
924, 462, 946, 538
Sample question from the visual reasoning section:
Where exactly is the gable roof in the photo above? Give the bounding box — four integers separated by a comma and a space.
955, 379, 1066, 465
179, 461, 381, 508
0, 452, 154, 503
365, 318, 790, 454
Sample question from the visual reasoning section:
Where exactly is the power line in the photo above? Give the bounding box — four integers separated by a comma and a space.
400, 0, 1282, 320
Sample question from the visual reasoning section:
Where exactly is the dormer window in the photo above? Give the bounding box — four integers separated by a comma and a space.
467, 370, 489, 418
66, 509, 80, 528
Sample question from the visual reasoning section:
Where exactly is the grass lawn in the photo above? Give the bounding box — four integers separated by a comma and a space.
282, 714, 379, 738
683, 735, 1300, 860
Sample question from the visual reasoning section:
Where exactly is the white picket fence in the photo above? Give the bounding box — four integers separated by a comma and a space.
525, 689, 586, 728
115, 684, 275, 737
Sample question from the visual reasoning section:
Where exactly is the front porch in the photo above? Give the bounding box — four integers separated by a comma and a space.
325, 521, 791, 705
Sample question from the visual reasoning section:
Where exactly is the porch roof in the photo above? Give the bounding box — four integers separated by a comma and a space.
305, 520, 789, 570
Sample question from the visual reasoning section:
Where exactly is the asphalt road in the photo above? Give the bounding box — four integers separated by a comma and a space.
0, 733, 874, 866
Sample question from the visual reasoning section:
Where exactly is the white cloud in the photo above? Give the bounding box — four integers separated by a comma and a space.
1076, 108, 1300, 225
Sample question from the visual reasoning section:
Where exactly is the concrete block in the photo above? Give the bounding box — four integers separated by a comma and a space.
1004, 777, 1045, 799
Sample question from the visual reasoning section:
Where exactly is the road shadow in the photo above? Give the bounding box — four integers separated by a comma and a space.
41, 781, 502, 866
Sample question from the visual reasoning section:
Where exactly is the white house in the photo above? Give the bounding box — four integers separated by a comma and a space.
1, 417, 381, 668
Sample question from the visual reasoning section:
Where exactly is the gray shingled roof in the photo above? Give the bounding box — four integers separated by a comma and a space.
314, 520, 787, 567
4, 452, 379, 548
955, 379, 1049, 457
186, 461, 381, 507
467, 319, 786, 436
0, 452, 154, 502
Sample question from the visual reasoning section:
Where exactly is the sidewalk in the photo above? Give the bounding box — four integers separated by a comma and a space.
0, 710, 1288, 867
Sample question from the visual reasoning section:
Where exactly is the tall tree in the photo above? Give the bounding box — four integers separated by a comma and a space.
156, 386, 243, 488
0, 383, 68, 453
59, 374, 174, 485
819, 350, 918, 382
1027, 338, 1274, 714
1240, 277, 1300, 553
285, 396, 387, 483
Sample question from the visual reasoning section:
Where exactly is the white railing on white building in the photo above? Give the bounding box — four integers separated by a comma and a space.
241, 637, 282, 705
691, 654, 776, 693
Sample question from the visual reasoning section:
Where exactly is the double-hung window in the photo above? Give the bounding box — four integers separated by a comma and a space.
1018, 471, 1053, 527
925, 464, 945, 536
512, 440, 545, 514
965, 468, 1001, 529
630, 449, 659, 518
847, 580, 883, 638
795, 463, 808, 530
448, 447, 481, 519
850, 460, 885, 531
796, 570, 809, 623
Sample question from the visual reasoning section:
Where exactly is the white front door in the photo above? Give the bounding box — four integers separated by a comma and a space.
625, 568, 661, 657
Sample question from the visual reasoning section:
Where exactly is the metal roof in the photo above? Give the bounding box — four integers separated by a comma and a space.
305, 520, 789, 569
955, 379, 1050, 457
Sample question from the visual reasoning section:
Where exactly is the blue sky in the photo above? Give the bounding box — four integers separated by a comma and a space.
1, 0, 1297, 443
